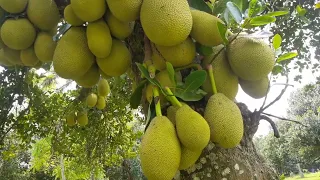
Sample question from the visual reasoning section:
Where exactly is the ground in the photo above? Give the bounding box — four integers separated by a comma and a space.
286, 172, 320, 180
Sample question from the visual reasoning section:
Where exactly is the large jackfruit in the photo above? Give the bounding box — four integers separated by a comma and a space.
179, 146, 202, 170
140, 0, 192, 46
190, 10, 224, 46
204, 93, 244, 148
0, 0, 27, 13
239, 76, 269, 99
20, 46, 40, 67
105, 12, 134, 40
227, 37, 275, 81
106, 0, 142, 22
53, 27, 95, 79
140, 116, 181, 180
202, 45, 239, 100
96, 39, 131, 77
1, 18, 36, 50
27, 0, 60, 31
70, 0, 106, 22
175, 105, 210, 151
64, 4, 85, 26
74, 63, 100, 87
87, 20, 112, 58
34, 32, 57, 62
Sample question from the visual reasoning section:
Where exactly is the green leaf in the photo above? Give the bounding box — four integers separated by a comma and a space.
175, 88, 207, 101
184, 70, 207, 92
277, 52, 298, 63
296, 5, 307, 16
196, 43, 213, 56
189, 0, 212, 13
266, 11, 289, 17
136, 63, 165, 94
249, 15, 276, 26
226, 2, 242, 24
248, 0, 259, 17
232, 0, 249, 12
129, 80, 147, 109
217, 21, 229, 45
273, 34, 282, 50
166, 62, 176, 85
272, 65, 283, 75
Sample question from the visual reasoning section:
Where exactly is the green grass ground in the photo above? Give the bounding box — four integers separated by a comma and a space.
285, 172, 320, 180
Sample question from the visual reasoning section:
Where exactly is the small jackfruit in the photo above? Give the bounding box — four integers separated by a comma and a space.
140, 116, 181, 180
239, 76, 269, 99
97, 79, 110, 97
3, 46, 22, 65
105, 12, 134, 40
34, 32, 57, 62
27, 0, 60, 31
179, 146, 202, 170
66, 113, 76, 126
96, 96, 106, 110
74, 64, 100, 87
0, 0, 28, 13
77, 112, 88, 126
96, 39, 131, 77
140, 0, 192, 46
86, 93, 98, 108
167, 105, 179, 126
64, 4, 85, 26
70, 0, 106, 22
204, 93, 244, 148
20, 47, 40, 67
106, 0, 142, 22
175, 105, 210, 151
87, 19, 112, 58
227, 37, 275, 81
1, 18, 36, 50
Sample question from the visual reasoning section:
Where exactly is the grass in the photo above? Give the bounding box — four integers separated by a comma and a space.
285, 172, 320, 180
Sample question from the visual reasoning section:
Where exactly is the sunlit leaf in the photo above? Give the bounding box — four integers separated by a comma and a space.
316, 2, 320, 9
166, 62, 176, 85
273, 34, 282, 50
248, 0, 260, 17
296, 5, 307, 16
217, 21, 229, 44
250, 15, 276, 26
266, 11, 289, 17
226, 2, 242, 24
277, 52, 298, 63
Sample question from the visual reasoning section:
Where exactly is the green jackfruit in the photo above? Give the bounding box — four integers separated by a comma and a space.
204, 93, 244, 148
227, 37, 275, 81
140, 116, 181, 180
0, 0, 27, 13
64, 4, 85, 26
0, 49, 13, 67
66, 113, 76, 126
77, 112, 88, 126
20, 46, 40, 67
70, 0, 106, 22
239, 76, 269, 99
34, 32, 57, 62
3, 46, 22, 65
105, 11, 134, 40
96, 96, 106, 110
86, 93, 98, 108
75, 63, 100, 87
97, 79, 110, 97
179, 146, 202, 170
106, 0, 142, 22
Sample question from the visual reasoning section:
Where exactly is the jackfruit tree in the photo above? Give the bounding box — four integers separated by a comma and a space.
0, 0, 319, 179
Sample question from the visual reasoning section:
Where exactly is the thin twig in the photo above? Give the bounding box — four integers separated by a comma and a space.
259, 74, 273, 112
261, 112, 307, 127
260, 115, 280, 138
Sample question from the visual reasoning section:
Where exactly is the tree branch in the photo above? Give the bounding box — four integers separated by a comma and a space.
261, 112, 307, 127
260, 115, 280, 138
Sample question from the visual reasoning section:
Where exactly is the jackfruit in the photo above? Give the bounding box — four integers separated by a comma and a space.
167, 105, 179, 126
0, 0, 27, 13
53, 27, 95, 79
3, 46, 22, 65
1, 18, 36, 50
175, 105, 210, 151
70, 0, 106, 22
20, 47, 40, 67
97, 79, 110, 97
239, 76, 269, 99
27, 0, 60, 31
77, 112, 88, 126
151, 43, 166, 70
0, 49, 13, 66
106, 0, 142, 22
96, 39, 131, 77
140, 116, 181, 180
64, 4, 85, 26
99, 69, 111, 79
86, 93, 98, 108
66, 113, 76, 126
75, 63, 100, 87
202, 45, 238, 100
179, 146, 202, 170
227, 37, 275, 81
105, 12, 134, 40
140, 0, 192, 46
0, 31, 5, 49
34, 32, 57, 62
190, 10, 224, 46
204, 93, 244, 148
87, 19, 112, 58
96, 96, 106, 110
154, 37, 195, 68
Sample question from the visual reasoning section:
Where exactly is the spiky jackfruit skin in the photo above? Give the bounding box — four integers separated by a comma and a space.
96, 96, 106, 109
140, 0, 192, 46
227, 37, 275, 81
204, 93, 244, 148
20, 47, 39, 67
98, 79, 110, 97
75, 64, 100, 87
27, 0, 60, 31
70, 0, 106, 22
202, 46, 239, 100
176, 105, 210, 151
53, 27, 95, 79
106, 0, 142, 22
3, 46, 22, 65
1, 18, 36, 50
140, 116, 181, 180
0, 0, 27, 13
96, 39, 131, 77
34, 32, 57, 62
105, 12, 134, 40
87, 20, 112, 58
190, 10, 224, 46
64, 5, 85, 26
179, 146, 202, 170
77, 112, 88, 126
86, 93, 98, 108
155, 37, 196, 68
239, 76, 269, 99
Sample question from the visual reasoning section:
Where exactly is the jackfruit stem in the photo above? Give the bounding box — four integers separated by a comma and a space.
153, 86, 162, 116
164, 87, 182, 107
207, 65, 218, 94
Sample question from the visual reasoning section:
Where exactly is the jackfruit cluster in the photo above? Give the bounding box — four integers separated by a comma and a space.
65, 111, 89, 127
